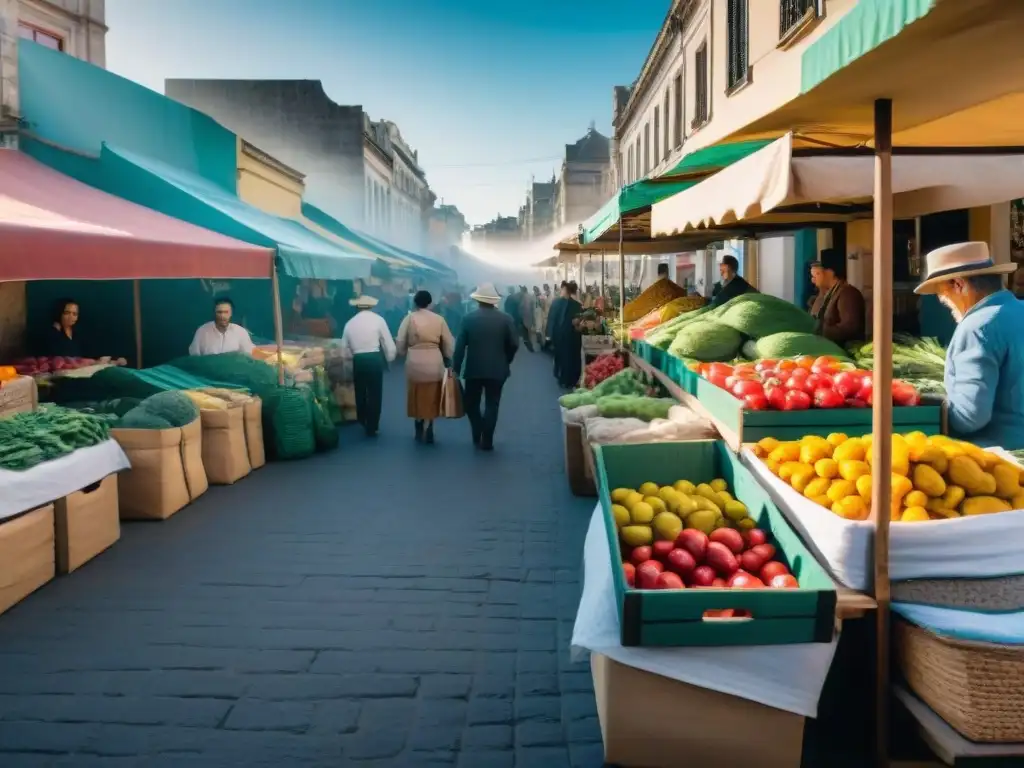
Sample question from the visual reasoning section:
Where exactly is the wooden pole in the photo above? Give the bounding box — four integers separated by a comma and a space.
132, 279, 143, 368
271, 261, 285, 386
600, 249, 606, 298
871, 97, 894, 768
617, 216, 625, 321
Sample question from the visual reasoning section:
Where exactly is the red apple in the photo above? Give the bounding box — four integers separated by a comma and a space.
689, 565, 716, 587
622, 562, 636, 587
637, 561, 664, 589
630, 546, 653, 566
759, 561, 790, 583
675, 529, 708, 562
652, 541, 675, 561
665, 548, 696, 578
709, 528, 745, 555
656, 572, 685, 590
705, 542, 740, 577
742, 528, 769, 548
740, 549, 768, 574
769, 574, 800, 589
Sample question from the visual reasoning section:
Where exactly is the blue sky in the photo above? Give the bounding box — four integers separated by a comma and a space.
105, 0, 666, 227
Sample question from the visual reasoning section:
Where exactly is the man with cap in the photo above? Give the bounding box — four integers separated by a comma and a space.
809, 247, 866, 343
452, 284, 520, 451
710, 254, 756, 308
915, 241, 1024, 449
340, 294, 397, 437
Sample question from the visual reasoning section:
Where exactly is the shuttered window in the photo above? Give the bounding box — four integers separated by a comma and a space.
643, 123, 650, 174
663, 92, 670, 156
673, 73, 683, 148
727, 0, 749, 90
780, 0, 818, 39
653, 108, 661, 167
693, 43, 709, 128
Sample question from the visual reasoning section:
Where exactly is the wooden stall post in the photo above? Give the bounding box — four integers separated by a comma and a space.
870, 97, 895, 768
600, 249, 606, 299
270, 261, 285, 386
617, 216, 625, 327
132, 279, 143, 368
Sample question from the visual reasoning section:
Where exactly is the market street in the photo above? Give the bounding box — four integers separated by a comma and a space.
0, 351, 603, 768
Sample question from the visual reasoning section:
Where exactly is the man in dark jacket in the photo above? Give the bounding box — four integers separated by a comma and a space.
546, 281, 569, 378
809, 247, 866, 343
710, 254, 756, 308
453, 283, 520, 451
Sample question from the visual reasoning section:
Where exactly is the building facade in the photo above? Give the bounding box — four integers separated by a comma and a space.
469, 215, 520, 245
165, 79, 436, 254
555, 125, 611, 229
520, 176, 557, 241
0, 0, 107, 360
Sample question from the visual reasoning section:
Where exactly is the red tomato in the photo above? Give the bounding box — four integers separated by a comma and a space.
622, 562, 636, 587
776, 359, 798, 373
892, 379, 921, 407
811, 355, 840, 373
743, 393, 769, 411
794, 355, 816, 370
858, 378, 874, 405
707, 363, 733, 377
760, 561, 790, 583
760, 375, 782, 390
769, 574, 800, 589
833, 371, 863, 398
845, 397, 869, 409
733, 379, 764, 397
813, 387, 845, 409
766, 386, 787, 411
729, 572, 766, 589
754, 359, 778, 374
805, 373, 834, 391
782, 390, 812, 411
708, 372, 730, 390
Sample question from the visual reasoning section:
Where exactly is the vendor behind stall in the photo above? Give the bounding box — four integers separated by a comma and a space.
188, 297, 254, 357
42, 297, 126, 365
915, 242, 1024, 449
710, 255, 755, 308
809, 248, 866, 343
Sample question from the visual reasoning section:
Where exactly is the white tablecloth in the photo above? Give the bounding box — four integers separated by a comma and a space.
0, 440, 130, 521
570, 504, 839, 718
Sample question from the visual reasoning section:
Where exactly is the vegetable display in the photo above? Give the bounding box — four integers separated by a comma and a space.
583, 352, 627, 389
596, 395, 675, 421
11, 356, 98, 376
849, 334, 947, 396
559, 369, 649, 409
752, 432, 1024, 522
611, 477, 800, 594
0, 406, 111, 471
116, 391, 200, 430
694, 355, 921, 411
621, 278, 687, 323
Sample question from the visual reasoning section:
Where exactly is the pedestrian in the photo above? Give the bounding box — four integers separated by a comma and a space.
518, 285, 535, 352
532, 285, 547, 349
503, 285, 520, 319
546, 281, 569, 379
452, 283, 519, 451
396, 290, 455, 445
340, 294, 397, 437
554, 281, 584, 389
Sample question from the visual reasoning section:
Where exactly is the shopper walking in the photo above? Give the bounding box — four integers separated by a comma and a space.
546, 281, 569, 379
396, 290, 455, 444
340, 295, 397, 437
452, 283, 519, 451
554, 281, 584, 389
518, 285, 535, 352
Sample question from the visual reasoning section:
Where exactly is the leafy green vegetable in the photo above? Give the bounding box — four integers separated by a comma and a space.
715, 294, 816, 338
849, 333, 946, 379
596, 395, 675, 421
138, 391, 199, 427
668, 320, 743, 362
0, 406, 111, 471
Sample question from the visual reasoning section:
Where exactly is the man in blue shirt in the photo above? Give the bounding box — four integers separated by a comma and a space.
915, 242, 1024, 449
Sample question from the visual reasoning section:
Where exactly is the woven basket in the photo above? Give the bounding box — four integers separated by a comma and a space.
895, 618, 1024, 742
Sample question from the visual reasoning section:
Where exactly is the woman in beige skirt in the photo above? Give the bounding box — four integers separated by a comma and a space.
396, 290, 455, 444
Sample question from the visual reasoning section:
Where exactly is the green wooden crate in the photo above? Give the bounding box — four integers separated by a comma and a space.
595, 440, 837, 648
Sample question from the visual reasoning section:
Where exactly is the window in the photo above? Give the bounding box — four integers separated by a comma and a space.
673, 73, 683, 148
780, 0, 819, 39
663, 92, 670, 157
693, 42, 709, 128
18, 22, 63, 51
627, 145, 634, 184
727, 0, 750, 90
653, 108, 661, 167
635, 137, 641, 180
643, 123, 650, 175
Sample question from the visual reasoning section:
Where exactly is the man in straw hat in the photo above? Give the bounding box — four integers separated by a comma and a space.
915, 241, 1024, 449
340, 294, 397, 437
452, 283, 519, 451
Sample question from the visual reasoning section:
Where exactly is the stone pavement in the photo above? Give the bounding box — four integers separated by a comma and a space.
0, 349, 603, 767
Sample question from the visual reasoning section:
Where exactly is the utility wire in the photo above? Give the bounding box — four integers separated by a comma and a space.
428, 155, 562, 169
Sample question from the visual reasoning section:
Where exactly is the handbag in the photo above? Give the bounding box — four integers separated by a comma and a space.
439, 369, 465, 419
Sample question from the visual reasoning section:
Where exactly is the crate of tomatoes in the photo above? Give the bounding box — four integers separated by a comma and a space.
682, 354, 942, 448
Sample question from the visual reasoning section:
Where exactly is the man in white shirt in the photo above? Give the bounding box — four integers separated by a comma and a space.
188, 297, 255, 357
340, 294, 397, 437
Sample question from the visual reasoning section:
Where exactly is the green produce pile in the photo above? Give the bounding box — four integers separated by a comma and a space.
64, 398, 143, 419
117, 391, 200, 430
751, 332, 849, 360
596, 395, 675, 421
558, 369, 648, 409
848, 334, 947, 395
169, 352, 279, 395
0, 406, 111, 471
668, 320, 743, 362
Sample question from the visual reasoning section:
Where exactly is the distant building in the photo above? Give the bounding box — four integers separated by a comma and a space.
555, 124, 612, 229
428, 203, 468, 264
165, 79, 435, 253
521, 176, 557, 241
469, 215, 521, 245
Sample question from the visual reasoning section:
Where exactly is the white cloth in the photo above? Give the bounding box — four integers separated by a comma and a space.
571, 504, 839, 718
188, 322, 254, 357
341, 310, 397, 361
0, 440, 130, 521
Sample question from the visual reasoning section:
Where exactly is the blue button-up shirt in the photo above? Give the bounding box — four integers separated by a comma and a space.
945, 289, 1024, 450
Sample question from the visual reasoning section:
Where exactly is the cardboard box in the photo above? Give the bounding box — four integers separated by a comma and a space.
112, 417, 207, 520
0, 374, 38, 418
201, 406, 251, 485
565, 421, 596, 497
0, 505, 55, 616
591, 653, 804, 768
243, 397, 266, 470
54, 475, 120, 574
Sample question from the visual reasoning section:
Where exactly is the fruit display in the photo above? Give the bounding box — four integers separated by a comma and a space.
11, 356, 99, 376
583, 351, 627, 389
610, 478, 800, 592
694, 355, 921, 412
752, 432, 1024, 522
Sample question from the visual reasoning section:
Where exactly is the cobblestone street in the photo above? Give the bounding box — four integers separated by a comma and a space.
0, 351, 602, 767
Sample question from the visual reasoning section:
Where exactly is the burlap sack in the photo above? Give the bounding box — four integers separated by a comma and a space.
243, 397, 266, 470
0, 505, 55, 616
0, 375, 38, 419
54, 475, 120, 574
201, 406, 251, 485
112, 417, 206, 520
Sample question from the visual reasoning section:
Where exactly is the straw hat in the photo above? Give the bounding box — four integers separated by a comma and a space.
470, 283, 501, 306
349, 295, 379, 308
914, 241, 1016, 295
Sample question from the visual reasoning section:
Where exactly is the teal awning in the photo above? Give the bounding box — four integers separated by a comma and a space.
301, 202, 425, 274
359, 231, 456, 279
100, 146, 374, 281
801, 0, 937, 93
580, 139, 772, 244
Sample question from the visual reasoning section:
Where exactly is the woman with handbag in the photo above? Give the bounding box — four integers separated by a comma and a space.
396, 290, 455, 444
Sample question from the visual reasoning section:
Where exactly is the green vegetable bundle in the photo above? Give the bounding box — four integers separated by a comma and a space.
559, 369, 649, 409
849, 333, 946, 379
752, 332, 849, 360
714, 294, 816, 339
595, 395, 675, 422
115, 391, 200, 430
0, 406, 111, 471
559, 390, 598, 409
646, 305, 714, 349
